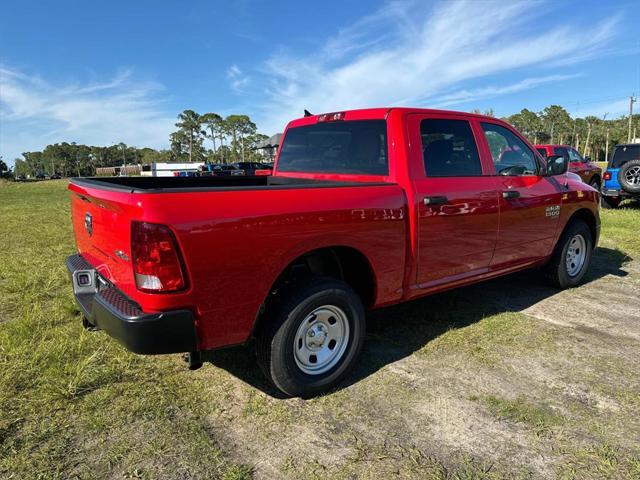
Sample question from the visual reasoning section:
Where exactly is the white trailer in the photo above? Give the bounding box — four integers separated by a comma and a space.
151, 162, 204, 177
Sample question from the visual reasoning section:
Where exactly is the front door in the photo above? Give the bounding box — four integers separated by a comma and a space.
477, 121, 563, 267
410, 114, 500, 288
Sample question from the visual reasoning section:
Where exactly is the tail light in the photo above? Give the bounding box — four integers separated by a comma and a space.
131, 221, 186, 293
254, 169, 272, 176
603, 171, 611, 180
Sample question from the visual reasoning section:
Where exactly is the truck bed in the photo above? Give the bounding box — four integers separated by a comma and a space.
68, 174, 407, 352
72, 175, 386, 193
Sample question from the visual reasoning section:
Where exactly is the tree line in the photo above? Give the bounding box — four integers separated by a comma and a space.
6, 104, 639, 178
11, 110, 270, 178
497, 105, 637, 161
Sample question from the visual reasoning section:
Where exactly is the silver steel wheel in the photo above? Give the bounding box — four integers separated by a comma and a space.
625, 166, 640, 185
566, 234, 587, 277
293, 305, 350, 375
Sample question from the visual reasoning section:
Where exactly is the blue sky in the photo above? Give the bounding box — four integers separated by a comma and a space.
1, 0, 639, 166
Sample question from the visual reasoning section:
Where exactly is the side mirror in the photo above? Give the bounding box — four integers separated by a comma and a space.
545, 154, 569, 176
584, 156, 592, 163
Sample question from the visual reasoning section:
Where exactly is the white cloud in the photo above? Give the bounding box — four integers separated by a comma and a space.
429, 74, 583, 108
227, 64, 250, 92
255, 0, 617, 133
0, 67, 174, 165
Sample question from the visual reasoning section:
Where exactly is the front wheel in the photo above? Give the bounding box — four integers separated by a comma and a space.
256, 277, 366, 398
543, 219, 593, 289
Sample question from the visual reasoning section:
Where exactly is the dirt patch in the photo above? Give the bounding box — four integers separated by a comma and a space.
200, 252, 640, 479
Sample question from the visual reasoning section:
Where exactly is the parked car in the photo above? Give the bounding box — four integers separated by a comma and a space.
66, 108, 599, 397
51, 173, 62, 180
199, 164, 245, 177
35, 172, 47, 180
535, 144, 602, 189
600, 143, 640, 208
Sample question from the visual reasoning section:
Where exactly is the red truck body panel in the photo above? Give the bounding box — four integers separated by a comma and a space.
69, 108, 600, 352
69, 180, 407, 349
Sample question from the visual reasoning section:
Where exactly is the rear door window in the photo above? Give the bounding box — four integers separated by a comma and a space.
554, 146, 570, 163
420, 119, 482, 176
277, 120, 388, 175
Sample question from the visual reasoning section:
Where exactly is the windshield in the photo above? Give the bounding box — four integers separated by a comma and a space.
611, 145, 640, 168
276, 120, 388, 175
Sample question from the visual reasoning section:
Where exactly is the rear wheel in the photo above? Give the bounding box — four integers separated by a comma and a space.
256, 277, 365, 398
589, 177, 600, 190
543, 219, 593, 288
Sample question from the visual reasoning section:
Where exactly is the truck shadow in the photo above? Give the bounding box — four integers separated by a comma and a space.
203, 246, 630, 398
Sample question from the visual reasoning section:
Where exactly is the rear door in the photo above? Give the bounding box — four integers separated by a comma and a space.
478, 122, 563, 267
409, 114, 500, 288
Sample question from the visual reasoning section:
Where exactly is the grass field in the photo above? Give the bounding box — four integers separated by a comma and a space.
1, 180, 639, 479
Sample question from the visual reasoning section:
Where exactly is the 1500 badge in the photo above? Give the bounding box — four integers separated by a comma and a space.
545, 205, 561, 218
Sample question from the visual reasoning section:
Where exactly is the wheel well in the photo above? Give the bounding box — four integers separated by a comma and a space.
252, 246, 376, 337
590, 175, 601, 187
568, 208, 597, 245
276, 246, 376, 307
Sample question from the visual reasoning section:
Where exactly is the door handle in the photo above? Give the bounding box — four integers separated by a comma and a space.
423, 196, 448, 206
502, 190, 521, 199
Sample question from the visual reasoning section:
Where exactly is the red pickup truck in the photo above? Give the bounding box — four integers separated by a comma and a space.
67, 108, 600, 397
535, 144, 603, 189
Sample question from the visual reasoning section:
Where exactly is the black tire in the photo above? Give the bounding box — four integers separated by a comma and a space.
543, 219, 593, 289
256, 276, 366, 398
600, 195, 621, 209
588, 177, 600, 190
618, 159, 640, 194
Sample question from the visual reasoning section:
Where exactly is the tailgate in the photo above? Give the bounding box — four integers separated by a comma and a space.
69, 182, 142, 297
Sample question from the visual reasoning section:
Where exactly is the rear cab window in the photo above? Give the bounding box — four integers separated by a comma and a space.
276, 120, 388, 175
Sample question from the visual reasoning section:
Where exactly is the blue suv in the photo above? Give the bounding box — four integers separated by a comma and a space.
601, 143, 640, 208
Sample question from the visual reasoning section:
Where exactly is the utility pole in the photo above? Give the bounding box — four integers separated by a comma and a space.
601, 113, 608, 162
628, 95, 636, 143
583, 121, 592, 157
